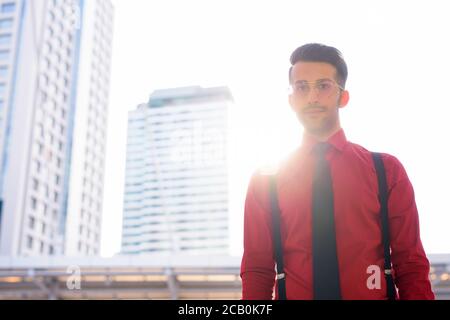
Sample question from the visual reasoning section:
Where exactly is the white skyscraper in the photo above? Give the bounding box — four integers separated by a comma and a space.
122, 86, 233, 255
0, 0, 114, 256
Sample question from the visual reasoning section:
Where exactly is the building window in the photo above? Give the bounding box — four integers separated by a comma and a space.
29, 216, 35, 229
48, 98, 56, 111
49, 83, 57, 95
0, 66, 7, 78
38, 123, 44, 138
32, 178, 39, 191
47, 26, 54, 38
0, 50, 9, 61
27, 235, 33, 249
0, 18, 13, 29
55, 52, 61, 64
51, 67, 59, 80
38, 143, 44, 155
39, 74, 49, 87
1, 3, 15, 13
54, 191, 58, 203
34, 160, 41, 173
43, 58, 51, 70
44, 42, 51, 55
31, 197, 37, 210
0, 34, 11, 45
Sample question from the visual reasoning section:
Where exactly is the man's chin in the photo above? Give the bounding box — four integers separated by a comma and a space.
299, 120, 324, 133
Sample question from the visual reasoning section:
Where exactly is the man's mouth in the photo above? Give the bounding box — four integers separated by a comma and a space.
303, 108, 325, 114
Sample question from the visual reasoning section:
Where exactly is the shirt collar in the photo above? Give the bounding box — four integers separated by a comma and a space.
301, 128, 348, 154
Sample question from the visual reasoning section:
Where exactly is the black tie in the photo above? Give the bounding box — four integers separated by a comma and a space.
312, 142, 341, 300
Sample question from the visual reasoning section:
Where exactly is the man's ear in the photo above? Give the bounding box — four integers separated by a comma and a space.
339, 90, 350, 108
288, 94, 297, 112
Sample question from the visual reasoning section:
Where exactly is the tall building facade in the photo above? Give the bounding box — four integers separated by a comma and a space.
0, 0, 114, 256
122, 86, 233, 255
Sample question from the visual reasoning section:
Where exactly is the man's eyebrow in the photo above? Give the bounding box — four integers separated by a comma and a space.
316, 78, 333, 82
294, 78, 333, 84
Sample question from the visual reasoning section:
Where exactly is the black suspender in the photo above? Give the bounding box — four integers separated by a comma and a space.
269, 175, 287, 300
371, 152, 397, 300
268, 152, 397, 300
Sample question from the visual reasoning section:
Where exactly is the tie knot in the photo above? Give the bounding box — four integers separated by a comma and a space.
313, 142, 330, 158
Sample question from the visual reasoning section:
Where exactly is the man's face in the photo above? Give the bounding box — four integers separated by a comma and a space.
289, 61, 349, 137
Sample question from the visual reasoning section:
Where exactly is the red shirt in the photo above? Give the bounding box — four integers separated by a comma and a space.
240, 129, 434, 300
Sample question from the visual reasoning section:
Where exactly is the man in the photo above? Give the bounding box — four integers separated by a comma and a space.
240, 43, 434, 300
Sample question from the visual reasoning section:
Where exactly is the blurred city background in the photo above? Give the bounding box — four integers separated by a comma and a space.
0, 0, 449, 299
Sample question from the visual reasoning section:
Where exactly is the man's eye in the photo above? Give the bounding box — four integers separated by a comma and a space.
317, 82, 332, 91
296, 84, 309, 92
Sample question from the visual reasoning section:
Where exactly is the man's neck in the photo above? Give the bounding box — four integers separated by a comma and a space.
306, 126, 342, 142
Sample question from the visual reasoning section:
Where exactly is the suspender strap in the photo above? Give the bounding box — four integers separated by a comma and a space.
371, 152, 397, 300
269, 175, 286, 300
268, 152, 396, 300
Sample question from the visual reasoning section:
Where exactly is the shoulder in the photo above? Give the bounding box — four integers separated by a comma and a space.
247, 148, 301, 204
244, 168, 274, 212
246, 151, 294, 202
248, 163, 279, 191
378, 152, 410, 184
250, 147, 299, 182
347, 141, 409, 184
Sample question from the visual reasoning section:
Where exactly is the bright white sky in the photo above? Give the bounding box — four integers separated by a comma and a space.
101, 0, 450, 257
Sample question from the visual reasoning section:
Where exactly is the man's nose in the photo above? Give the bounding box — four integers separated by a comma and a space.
306, 87, 320, 104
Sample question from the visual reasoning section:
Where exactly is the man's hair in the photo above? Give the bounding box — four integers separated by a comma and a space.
289, 43, 348, 87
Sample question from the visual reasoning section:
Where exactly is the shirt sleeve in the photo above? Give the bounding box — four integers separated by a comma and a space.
384, 154, 435, 300
240, 172, 276, 300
